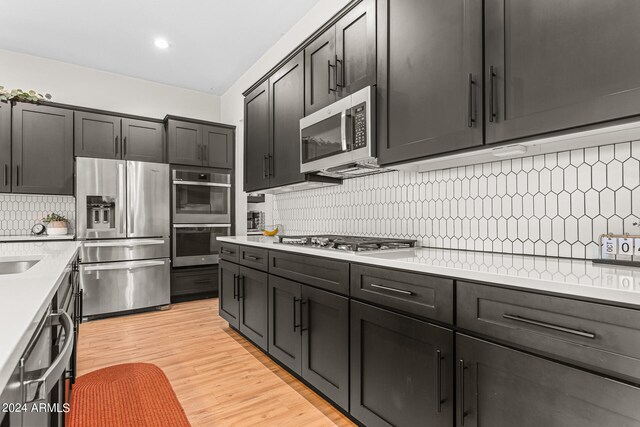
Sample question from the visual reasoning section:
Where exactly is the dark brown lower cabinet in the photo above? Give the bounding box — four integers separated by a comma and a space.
268, 275, 302, 373
456, 334, 640, 427
350, 300, 454, 427
301, 285, 349, 410
238, 266, 268, 351
219, 260, 240, 328
268, 276, 350, 410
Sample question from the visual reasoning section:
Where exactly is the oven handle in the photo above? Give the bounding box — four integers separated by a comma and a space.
172, 180, 231, 188
82, 260, 166, 272
23, 310, 73, 404
172, 224, 232, 228
83, 239, 166, 248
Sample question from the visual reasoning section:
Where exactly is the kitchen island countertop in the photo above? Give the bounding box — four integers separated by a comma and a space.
219, 236, 640, 309
0, 241, 79, 392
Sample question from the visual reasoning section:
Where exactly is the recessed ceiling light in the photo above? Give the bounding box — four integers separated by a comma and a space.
154, 38, 170, 49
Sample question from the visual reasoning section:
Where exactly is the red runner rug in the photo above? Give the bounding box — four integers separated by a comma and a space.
66, 363, 191, 427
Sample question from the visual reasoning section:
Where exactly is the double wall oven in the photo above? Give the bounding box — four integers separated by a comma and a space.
172, 166, 232, 267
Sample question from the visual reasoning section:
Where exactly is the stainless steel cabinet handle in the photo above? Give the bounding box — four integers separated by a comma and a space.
336, 55, 344, 89
263, 154, 269, 178
435, 349, 443, 413
123, 136, 127, 156
23, 311, 74, 404
327, 60, 333, 94
3, 164, 7, 187
244, 255, 260, 261
467, 73, 475, 128
114, 135, 119, 155
459, 359, 467, 426
269, 154, 273, 178
15, 165, 19, 187
502, 314, 596, 339
489, 66, 497, 123
369, 283, 413, 295
334, 55, 342, 89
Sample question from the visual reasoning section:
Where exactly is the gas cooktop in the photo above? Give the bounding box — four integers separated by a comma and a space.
276, 235, 417, 252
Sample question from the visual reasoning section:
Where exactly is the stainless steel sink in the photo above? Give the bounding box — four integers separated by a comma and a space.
0, 259, 40, 275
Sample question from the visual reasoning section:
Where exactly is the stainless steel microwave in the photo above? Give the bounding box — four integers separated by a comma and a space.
300, 85, 376, 174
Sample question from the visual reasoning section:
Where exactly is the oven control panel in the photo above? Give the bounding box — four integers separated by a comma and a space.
352, 103, 367, 149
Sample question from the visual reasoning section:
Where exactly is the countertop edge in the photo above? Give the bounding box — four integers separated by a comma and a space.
218, 236, 640, 309
0, 245, 80, 393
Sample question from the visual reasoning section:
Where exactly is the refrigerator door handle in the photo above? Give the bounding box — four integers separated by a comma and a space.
83, 239, 166, 248
127, 162, 134, 236
117, 162, 126, 236
82, 260, 166, 272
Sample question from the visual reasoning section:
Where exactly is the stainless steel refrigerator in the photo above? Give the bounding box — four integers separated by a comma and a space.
76, 157, 170, 318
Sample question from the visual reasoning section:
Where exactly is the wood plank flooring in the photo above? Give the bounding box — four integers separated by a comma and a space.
77, 298, 355, 427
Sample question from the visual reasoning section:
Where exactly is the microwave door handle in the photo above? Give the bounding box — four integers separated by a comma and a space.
341, 111, 347, 151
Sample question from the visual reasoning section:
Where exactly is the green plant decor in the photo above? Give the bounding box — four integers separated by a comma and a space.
42, 213, 68, 224
0, 86, 52, 103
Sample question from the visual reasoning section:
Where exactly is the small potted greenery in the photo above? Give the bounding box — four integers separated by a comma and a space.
43, 213, 68, 236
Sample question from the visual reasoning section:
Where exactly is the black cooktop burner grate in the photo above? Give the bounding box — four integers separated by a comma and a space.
277, 235, 417, 252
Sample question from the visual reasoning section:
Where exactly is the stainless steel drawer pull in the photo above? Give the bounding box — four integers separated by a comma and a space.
370, 283, 413, 295
503, 314, 596, 339
245, 255, 260, 261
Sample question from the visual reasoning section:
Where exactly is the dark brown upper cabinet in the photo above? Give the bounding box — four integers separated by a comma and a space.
0, 102, 11, 193
305, 0, 376, 115
244, 81, 271, 192
202, 125, 233, 169
377, 0, 483, 166
121, 118, 165, 163
76, 112, 165, 162
167, 119, 234, 168
74, 111, 121, 159
167, 119, 201, 166
485, 0, 640, 144
335, 0, 376, 97
269, 52, 305, 188
12, 103, 73, 195
305, 27, 337, 115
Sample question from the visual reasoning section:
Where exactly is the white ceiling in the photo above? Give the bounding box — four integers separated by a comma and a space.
0, 0, 320, 95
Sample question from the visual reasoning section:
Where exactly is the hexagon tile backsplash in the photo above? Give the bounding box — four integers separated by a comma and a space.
273, 141, 640, 259
0, 194, 75, 236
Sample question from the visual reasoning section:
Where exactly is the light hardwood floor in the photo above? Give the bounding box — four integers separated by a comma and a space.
77, 298, 355, 427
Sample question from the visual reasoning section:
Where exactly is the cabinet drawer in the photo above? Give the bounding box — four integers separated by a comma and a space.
269, 250, 349, 295
351, 264, 454, 324
457, 281, 640, 383
170, 267, 218, 297
238, 245, 269, 272
220, 242, 239, 263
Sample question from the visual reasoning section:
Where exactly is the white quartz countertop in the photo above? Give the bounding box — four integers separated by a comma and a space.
0, 234, 75, 242
219, 236, 640, 308
0, 241, 79, 392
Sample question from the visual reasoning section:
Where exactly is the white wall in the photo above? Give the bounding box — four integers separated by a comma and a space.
0, 49, 221, 121
221, 0, 351, 235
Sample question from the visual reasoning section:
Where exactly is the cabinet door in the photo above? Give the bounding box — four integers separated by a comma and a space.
74, 111, 121, 159
122, 118, 165, 163
457, 334, 640, 427
203, 125, 233, 169
239, 266, 268, 351
485, 0, 640, 144
244, 81, 271, 192
219, 260, 240, 328
269, 53, 305, 188
301, 286, 349, 410
304, 27, 337, 114
377, 0, 483, 166
0, 102, 10, 193
350, 300, 454, 427
335, 0, 376, 97
167, 119, 202, 166
268, 275, 302, 374
12, 104, 74, 195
